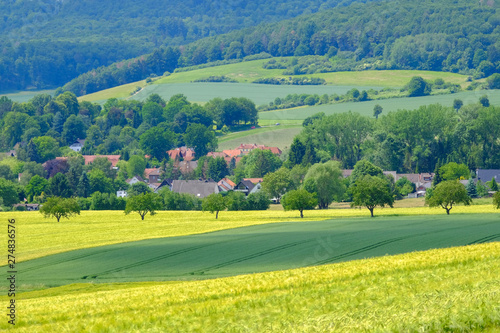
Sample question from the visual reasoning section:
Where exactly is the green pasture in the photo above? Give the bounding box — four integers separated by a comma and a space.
155, 59, 469, 87
0, 89, 56, 103
77, 57, 470, 103
12, 214, 500, 291
129, 82, 375, 105
259, 89, 500, 121
218, 125, 301, 150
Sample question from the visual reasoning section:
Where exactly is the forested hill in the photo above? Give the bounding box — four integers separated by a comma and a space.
0, 0, 371, 92
62, 0, 500, 96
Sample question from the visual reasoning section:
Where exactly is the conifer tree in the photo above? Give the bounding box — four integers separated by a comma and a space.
77, 171, 91, 198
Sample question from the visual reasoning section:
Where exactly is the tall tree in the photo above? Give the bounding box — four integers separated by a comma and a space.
140, 127, 175, 161
77, 171, 91, 198
207, 157, 229, 182
183, 124, 217, 158
262, 167, 294, 204
303, 161, 345, 209
373, 104, 383, 119
47, 173, 73, 198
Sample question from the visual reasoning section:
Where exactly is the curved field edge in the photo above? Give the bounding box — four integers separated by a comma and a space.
4, 242, 499, 332
1, 206, 498, 265
77, 59, 470, 103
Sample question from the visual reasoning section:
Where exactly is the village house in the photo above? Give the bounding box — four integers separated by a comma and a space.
69, 139, 86, 152
236, 144, 282, 156
167, 147, 195, 161
82, 155, 121, 168
144, 168, 161, 183
13, 203, 40, 211
171, 179, 219, 198
234, 178, 263, 196
476, 169, 500, 184
218, 178, 236, 192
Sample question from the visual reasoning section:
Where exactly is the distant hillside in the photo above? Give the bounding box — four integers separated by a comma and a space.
63, 0, 500, 96
0, 0, 370, 91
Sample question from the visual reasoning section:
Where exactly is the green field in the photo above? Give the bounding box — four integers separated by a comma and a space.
218, 125, 302, 150
1, 209, 499, 331
78, 58, 470, 103
129, 82, 377, 105
259, 89, 500, 121
0, 89, 56, 102
11, 213, 500, 291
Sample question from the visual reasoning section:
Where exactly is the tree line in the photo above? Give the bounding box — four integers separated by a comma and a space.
287, 100, 500, 173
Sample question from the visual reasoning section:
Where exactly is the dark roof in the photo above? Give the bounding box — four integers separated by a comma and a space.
171, 180, 219, 198
476, 169, 500, 183
235, 180, 256, 192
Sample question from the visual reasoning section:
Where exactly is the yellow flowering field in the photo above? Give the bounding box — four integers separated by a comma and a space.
0, 205, 498, 265
3, 242, 499, 332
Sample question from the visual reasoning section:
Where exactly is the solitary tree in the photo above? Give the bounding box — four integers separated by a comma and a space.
350, 175, 394, 217
40, 197, 80, 222
453, 99, 463, 112
281, 189, 317, 218
479, 95, 490, 107
426, 180, 471, 215
373, 104, 383, 119
407, 76, 431, 97
124, 192, 163, 220
202, 193, 227, 219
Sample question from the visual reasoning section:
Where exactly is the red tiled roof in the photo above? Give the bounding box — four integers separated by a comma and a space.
244, 178, 263, 184
207, 152, 226, 158
144, 168, 161, 177
220, 178, 236, 187
167, 147, 195, 161
222, 149, 242, 157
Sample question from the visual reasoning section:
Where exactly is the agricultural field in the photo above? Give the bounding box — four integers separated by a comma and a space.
0, 89, 56, 103
129, 82, 372, 106
2, 208, 500, 290
259, 89, 500, 121
77, 58, 470, 103
1, 242, 499, 332
1, 206, 497, 266
218, 125, 302, 151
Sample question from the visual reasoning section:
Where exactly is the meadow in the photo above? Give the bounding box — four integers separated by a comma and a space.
1, 242, 498, 332
259, 89, 500, 121
77, 57, 470, 103
218, 125, 302, 151
129, 82, 372, 105
0, 89, 56, 103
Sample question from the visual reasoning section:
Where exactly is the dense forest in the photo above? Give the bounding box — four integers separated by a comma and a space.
61, 0, 500, 96
0, 0, 371, 91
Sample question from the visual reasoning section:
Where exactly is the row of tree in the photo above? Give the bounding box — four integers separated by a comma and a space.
287, 102, 500, 173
